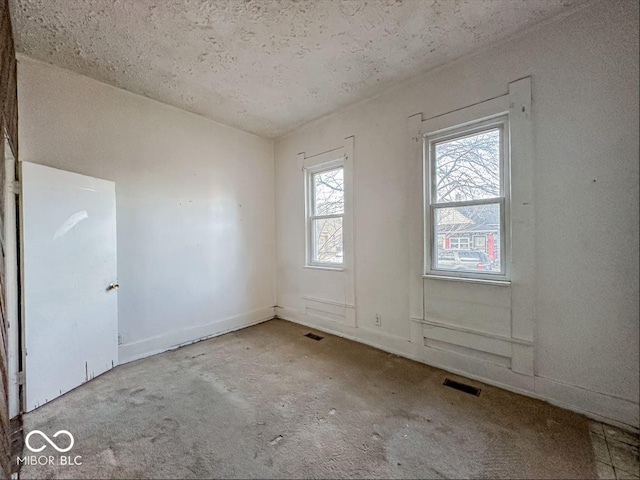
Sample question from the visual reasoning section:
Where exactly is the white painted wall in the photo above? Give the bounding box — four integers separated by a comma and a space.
275, 1, 639, 429
17, 56, 276, 363
15, 0, 638, 431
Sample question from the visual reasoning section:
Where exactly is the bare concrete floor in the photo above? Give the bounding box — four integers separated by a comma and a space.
21, 319, 639, 479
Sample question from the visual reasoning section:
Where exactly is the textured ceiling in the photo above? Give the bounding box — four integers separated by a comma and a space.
10, 0, 582, 138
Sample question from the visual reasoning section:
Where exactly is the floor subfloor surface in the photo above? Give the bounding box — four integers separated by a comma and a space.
21, 319, 640, 479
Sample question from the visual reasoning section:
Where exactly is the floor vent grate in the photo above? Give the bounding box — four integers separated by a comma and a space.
304, 332, 324, 341
443, 378, 481, 396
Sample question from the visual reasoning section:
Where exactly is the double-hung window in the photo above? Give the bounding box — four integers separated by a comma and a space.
425, 115, 510, 280
306, 162, 344, 266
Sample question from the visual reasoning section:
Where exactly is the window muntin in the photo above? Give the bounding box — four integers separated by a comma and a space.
426, 117, 509, 279
307, 164, 344, 266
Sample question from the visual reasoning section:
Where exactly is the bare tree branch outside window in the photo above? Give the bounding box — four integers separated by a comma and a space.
432, 128, 503, 272
435, 129, 500, 202
312, 168, 344, 263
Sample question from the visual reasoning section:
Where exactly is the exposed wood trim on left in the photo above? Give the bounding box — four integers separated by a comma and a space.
0, 0, 21, 477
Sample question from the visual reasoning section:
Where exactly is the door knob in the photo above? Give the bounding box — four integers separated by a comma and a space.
107, 283, 119, 291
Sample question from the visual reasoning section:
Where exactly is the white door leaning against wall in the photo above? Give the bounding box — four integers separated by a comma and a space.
21, 162, 118, 411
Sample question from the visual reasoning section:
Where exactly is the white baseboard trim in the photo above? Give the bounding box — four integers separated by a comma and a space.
534, 375, 639, 432
277, 306, 416, 358
119, 306, 276, 364
277, 306, 639, 432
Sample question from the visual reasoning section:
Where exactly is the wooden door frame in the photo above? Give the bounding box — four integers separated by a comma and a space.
3, 129, 22, 419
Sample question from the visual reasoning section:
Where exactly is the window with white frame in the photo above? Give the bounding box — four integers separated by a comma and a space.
425, 115, 509, 279
306, 162, 344, 266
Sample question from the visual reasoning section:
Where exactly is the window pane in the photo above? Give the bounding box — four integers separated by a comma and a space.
434, 128, 500, 202
314, 168, 344, 215
434, 203, 501, 273
313, 217, 343, 264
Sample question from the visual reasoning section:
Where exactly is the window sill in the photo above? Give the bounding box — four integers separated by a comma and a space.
422, 274, 511, 286
304, 265, 345, 272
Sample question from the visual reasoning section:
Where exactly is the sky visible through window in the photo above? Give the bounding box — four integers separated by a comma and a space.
312, 168, 344, 264
432, 128, 503, 274
435, 129, 500, 203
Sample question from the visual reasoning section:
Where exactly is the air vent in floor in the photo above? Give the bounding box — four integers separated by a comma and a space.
443, 378, 481, 396
304, 332, 323, 341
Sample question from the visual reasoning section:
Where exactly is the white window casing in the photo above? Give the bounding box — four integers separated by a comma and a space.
424, 115, 511, 281
305, 160, 344, 268
407, 77, 535, 379
296, 137, 356, 328
298, 138, 354, 276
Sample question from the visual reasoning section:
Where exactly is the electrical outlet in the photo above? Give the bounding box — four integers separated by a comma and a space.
117, 333, 123, 345
374, 314, 381, 326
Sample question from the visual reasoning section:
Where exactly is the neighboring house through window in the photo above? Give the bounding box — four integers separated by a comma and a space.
425, 115, 510, 279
